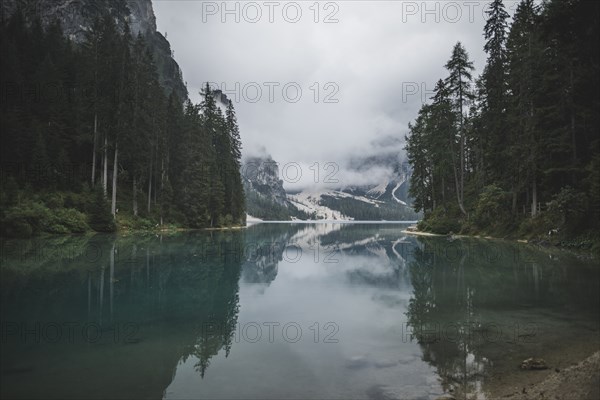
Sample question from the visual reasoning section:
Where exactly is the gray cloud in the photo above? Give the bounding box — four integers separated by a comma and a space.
153, 1, 515, 190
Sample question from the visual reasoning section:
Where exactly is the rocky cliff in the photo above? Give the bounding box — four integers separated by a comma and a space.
1, 0, 187, 100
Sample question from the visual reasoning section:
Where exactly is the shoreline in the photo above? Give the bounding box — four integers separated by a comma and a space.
0, 225, 249, 240
401, 229, 443, 237
2, 221, 597, 258
402, 226, 599, 257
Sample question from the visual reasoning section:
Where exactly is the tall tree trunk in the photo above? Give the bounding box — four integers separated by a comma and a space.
450, 140, 467, 216
153, 171, 157, 204
569, 64, 577, 167
458, 72, 465, 206
511, 186, 517, 215
91, 113, 97, 185
91, 37, 98, 186
100, 137, 105, 188
111, 142, 118, 216
531, 177, 537, 217
133, 176, 138, 217
103, 134, 108, 196
147, 155, 153, 214
453, 162, 467, 216
460, 133, 465, 199
431, 171, 436, 210
478, 139, 485, 189
442, 175, 446, 208
160, 157, 165, 225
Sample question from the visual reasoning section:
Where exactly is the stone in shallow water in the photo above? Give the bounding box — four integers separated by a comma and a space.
345, 355, 370, 370
520, 357, 548, 370
397, 354, 418, 364
365, 384, 395, 400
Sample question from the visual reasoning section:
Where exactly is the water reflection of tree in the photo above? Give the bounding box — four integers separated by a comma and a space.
404, 237, 600, 399
184, 232, 243, 377
0, 230, 247, 393
405, 238, 516, 398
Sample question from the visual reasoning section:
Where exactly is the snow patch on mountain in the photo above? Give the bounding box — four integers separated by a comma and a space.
331, 190, 384, 206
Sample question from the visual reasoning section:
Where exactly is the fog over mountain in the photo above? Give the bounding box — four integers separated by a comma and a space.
153, 1, 518, 190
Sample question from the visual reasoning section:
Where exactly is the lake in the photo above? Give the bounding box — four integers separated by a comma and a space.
1, 223, 598, 399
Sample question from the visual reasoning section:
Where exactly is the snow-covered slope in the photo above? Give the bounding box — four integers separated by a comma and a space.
287, 191, 351, 220
287, 178, 419, 222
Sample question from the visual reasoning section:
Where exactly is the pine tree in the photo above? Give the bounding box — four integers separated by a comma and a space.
225, 100, 245, 224
444, 42, 475, 215
481, 0, 510, 186
506, 0, 541, 216
405, 105, 432, 213
429, 79, 457, 212
178, 100, 211, 228
200, 84, 226, 227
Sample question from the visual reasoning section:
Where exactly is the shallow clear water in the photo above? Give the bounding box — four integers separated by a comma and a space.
1, 223, 598, 399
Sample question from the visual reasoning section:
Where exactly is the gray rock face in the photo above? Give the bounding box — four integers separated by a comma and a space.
242, 155, 288, 207
1, 0, 187, 100
2, 0, 155, 42
125, 0, 156, 37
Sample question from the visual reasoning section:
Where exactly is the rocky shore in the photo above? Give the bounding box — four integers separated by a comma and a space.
493, 352, 600, 400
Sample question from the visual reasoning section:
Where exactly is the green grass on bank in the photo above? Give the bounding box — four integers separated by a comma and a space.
417, 198, 600, 254
0, 186, 202, 238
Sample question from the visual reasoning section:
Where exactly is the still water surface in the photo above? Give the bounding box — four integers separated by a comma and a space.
1, 223, 598, 399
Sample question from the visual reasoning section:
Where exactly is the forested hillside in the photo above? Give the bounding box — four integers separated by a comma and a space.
405, 0, 599, 247
0, 10, 245, 237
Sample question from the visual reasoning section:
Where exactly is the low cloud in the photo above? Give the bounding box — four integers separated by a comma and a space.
154, 1, 513, 191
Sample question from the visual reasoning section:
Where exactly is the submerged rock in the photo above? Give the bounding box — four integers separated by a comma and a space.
520, 358, 548, 370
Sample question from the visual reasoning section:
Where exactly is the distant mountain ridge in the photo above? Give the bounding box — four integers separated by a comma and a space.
243, 152, 420, 221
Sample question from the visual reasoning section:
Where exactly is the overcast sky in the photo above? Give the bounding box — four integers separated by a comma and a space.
153, 1, 518, 190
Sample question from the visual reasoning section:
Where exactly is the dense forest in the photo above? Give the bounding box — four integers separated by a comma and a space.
0, 10, 245, 237
319, 195, 420, 221
405, 0, 599, 245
